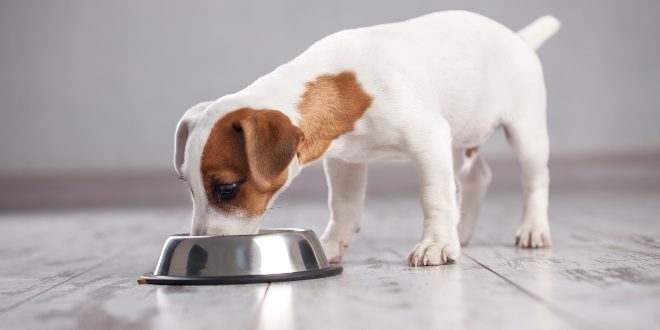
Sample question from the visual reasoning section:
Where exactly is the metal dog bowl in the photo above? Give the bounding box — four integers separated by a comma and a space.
138, 229, 342, 285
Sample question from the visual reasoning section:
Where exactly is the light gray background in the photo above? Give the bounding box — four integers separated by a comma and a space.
1, 0, 659, 176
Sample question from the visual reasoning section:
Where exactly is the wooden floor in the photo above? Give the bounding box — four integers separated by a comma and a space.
0, 157, 659, 330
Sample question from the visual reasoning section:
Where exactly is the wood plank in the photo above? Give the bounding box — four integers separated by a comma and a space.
464, 188, 660, 330
254, 245, 574, 329
259, 197, 576, 330
0, 210, 268, 330
0, 209, 188, 312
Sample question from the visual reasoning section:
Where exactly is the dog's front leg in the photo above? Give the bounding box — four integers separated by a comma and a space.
408, 126, 461, 266
320, 157, 367, 264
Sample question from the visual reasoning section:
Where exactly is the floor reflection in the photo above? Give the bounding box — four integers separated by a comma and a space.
152, 286, 266, 329
153, 286, 188, 330
256, 284, 294, 330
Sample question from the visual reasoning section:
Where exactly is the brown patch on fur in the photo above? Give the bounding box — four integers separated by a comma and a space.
201, 109, 302, 217
296, 71, 373, 163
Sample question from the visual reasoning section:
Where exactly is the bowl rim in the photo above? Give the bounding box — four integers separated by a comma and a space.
139, 264, 342, 285
168, 228, 313, 239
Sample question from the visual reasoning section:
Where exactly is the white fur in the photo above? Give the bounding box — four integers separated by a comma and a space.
176, 11, 560, 265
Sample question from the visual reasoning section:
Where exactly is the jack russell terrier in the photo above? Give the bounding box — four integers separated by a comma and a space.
174, 11, 560, 266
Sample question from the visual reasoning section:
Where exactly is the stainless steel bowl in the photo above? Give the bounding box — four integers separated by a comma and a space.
139, 229, 342, 285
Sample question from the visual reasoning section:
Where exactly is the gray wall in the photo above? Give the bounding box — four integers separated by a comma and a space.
1, 0, 659, 175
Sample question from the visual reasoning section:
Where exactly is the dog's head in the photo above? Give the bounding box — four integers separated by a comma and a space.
174, 100, 304, 236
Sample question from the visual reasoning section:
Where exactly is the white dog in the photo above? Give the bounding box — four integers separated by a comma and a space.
174, 11, 560, 266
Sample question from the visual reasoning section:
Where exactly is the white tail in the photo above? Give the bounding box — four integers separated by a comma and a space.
518, 15, 561, 51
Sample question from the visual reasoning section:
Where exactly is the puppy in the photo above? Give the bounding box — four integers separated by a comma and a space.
174, 11, 560, 266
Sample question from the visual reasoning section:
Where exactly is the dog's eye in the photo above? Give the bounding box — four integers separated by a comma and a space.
212, 181, 242, 202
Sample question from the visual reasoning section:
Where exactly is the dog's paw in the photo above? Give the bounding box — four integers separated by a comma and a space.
408, 237, 460, 266
321, 221, 357, 264
321, 238, 349, 264
515, 223, 551, 248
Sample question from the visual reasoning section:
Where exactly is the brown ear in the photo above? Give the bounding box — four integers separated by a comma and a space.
236, 110, 303, 188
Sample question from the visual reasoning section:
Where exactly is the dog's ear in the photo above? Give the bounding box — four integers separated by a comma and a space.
174, 101, 213, 174
236, 110, 304, 188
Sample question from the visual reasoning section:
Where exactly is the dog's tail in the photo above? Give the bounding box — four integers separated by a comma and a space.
518, 15, 561, 51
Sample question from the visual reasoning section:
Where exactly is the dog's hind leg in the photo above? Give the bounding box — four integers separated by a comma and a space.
456, 150, 492, 246
505, 110, 551, 248
320, 157, 368, 263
